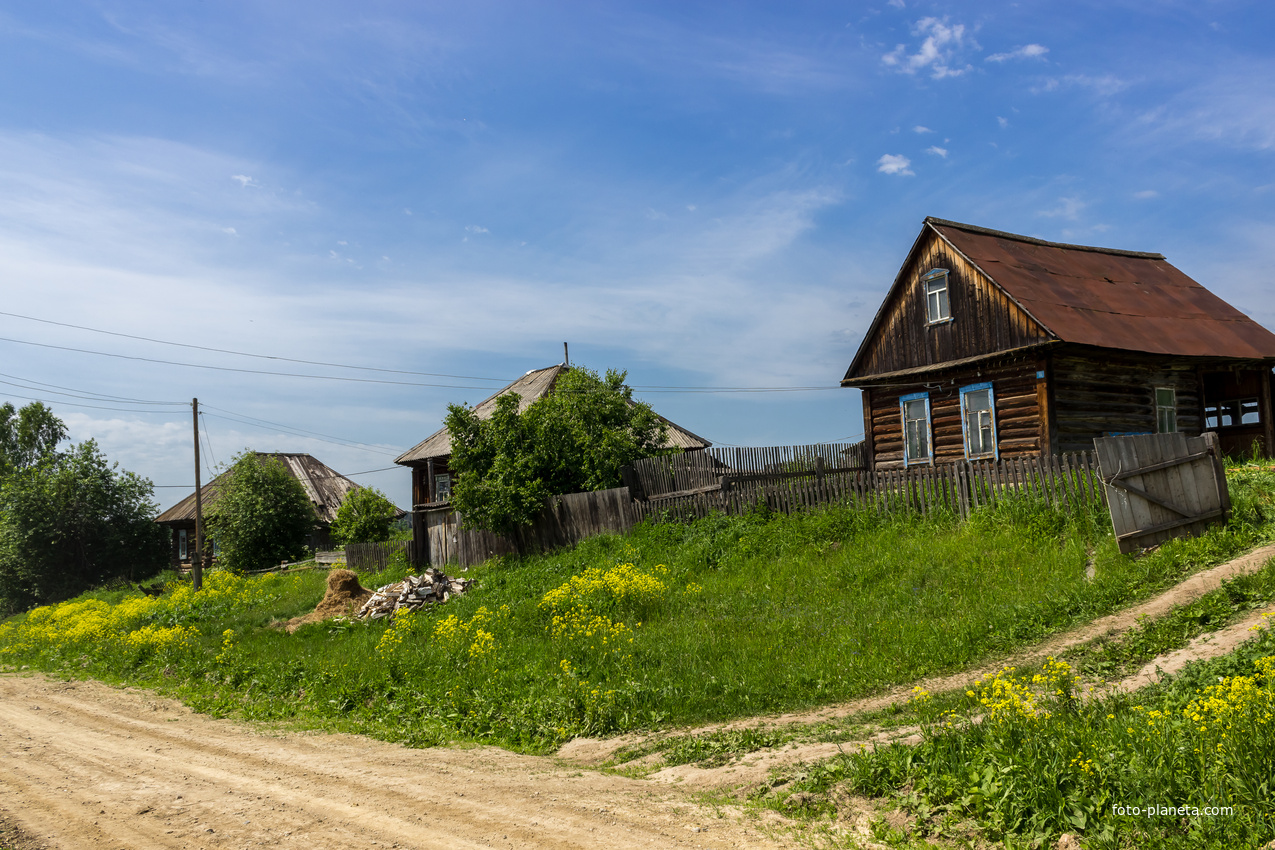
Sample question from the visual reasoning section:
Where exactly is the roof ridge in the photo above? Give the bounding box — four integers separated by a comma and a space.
925, 217, 1166, 260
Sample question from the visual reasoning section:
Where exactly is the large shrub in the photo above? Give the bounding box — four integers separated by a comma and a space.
445, 365, 669, 536
0, 439, 167, 613
330, 486, 400, 544
205, 452, 317, 572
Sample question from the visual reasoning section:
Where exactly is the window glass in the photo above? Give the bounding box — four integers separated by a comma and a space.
923, 270, 950, 323
1204, 404, 1219, 429
961, 384, 996, 458
901, 395, 931, 464
435, 473, 452, 501
1240, 398, 1261, 425
1155, 387, 1177, 434
179, 529, 187, 560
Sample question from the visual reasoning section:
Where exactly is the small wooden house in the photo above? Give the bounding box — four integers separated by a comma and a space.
155, 452, 381, 567
841, 218, 1275, 470
395, 363, 710, 561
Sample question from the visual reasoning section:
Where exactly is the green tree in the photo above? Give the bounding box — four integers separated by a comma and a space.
329, 486, 400, 544
205, 452, 317, 572
444, 365, 669, 536
0, 401, 67, 478
0, 439, 167, 613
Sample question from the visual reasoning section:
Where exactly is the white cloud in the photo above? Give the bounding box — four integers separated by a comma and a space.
986, 44, 1048, 63
913, 125, 933, 134
997, 116, 1009, 128
888, 0, 905, 7
231, 174, 256, 187
925, 146, 948, 158
881, 17, 973, 80
222, 226, 237, 235
876, 154, 914, 176
1038, 196, 1085, 220
1133, 189, 1159, 199
1032, 74, 1127, 97
465, 224, 489, 234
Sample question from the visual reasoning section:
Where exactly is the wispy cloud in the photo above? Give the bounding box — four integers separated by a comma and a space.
1038, 196, 1085, 219
913, 125, 933, 134
986, 43, 1048, 63
1133, 189, 1159, 199
925, 146, 948, 158
231, 174, 256, 187
881, 17, 973, 80
877, 154, 914, 176
465, 224, 490, 234
1032, 74, 1128, 97
1137, 73, 1275, 152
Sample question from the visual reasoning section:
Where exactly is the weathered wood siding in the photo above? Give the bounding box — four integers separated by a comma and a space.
854, 229, 1053, 378
867, 358, 1043, 469
1052, 354, 1201, 453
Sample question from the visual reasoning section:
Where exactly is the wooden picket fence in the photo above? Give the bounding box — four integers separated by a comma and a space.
632, 451, 1106, 524
416, 451, 1106, 567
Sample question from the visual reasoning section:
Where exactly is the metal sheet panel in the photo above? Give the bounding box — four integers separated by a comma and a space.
933, 222, 1275, 360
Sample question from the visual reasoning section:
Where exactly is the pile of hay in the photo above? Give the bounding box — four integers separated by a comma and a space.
285, 569, 373, 633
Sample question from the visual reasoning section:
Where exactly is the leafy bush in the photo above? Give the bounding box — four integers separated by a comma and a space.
330, 486, 400, 544
445, 365, 670, 536
206, 452, 316, 572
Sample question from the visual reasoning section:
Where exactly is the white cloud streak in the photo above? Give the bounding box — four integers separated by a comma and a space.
986, 43, 1048, 62
881, 17, 972, 79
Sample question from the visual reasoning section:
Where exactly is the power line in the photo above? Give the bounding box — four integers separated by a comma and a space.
0, 373, 186, 406
0, 309, 512, 383
0, 390, 190, 415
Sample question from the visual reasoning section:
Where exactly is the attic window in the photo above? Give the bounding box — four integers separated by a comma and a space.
923, 269, 951, 324
434, 473, 452, 502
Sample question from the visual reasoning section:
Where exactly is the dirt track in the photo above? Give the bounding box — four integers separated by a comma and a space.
0, 675, 796, 849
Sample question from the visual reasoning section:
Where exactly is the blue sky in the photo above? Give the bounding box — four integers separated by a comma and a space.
2, 1, 1273, 511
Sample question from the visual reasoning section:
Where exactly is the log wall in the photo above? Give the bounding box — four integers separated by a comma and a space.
867, 357, 1043, 469
1052, 353, 1201, 453
853, 230, 1053, 377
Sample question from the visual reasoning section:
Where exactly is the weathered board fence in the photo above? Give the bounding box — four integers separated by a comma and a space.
415, 452, 1108, 567
420, 486, 637, 569
344, 540, 412, 571
623, 441, 868, 500
1094, 432, 1229, 554
632, 451, 1106, 524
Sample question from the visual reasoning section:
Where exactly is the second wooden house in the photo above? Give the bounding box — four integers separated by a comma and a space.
841, 218, 1275, 470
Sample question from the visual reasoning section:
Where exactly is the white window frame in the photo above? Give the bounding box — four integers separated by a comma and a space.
923, 269, 951, 324
1155, 387, 1177, 434
900, 392, 933, 466
960, 382, 998, 460
179, 528, 188, 560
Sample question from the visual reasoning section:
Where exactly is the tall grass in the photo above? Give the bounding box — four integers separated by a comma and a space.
1, 466, 1273, 757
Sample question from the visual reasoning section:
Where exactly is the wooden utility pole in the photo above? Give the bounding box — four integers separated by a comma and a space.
192, 398, 204, 591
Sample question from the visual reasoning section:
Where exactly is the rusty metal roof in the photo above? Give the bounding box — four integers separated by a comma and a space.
929, 218, 1275, 360
155, 453, 393, 525
395, 364, 711, 466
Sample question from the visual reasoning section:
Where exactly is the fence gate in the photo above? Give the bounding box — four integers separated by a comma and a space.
1094, 432, 1229, 554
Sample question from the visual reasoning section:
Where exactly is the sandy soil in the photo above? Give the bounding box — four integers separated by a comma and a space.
0, 675, 799, 850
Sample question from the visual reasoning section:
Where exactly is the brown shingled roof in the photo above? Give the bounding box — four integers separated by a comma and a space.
395, 364, 710, 466
928, 218, 1275, 360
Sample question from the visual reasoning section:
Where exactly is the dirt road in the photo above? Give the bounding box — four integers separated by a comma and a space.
0, 675, 795, 850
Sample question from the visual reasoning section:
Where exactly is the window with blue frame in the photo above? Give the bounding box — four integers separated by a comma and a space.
900, 392, 933, 465
960, 382, 997, 459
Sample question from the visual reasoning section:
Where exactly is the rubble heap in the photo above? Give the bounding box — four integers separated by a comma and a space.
356, 568, 472, 620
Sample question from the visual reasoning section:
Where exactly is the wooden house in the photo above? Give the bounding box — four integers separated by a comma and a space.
395, 363, 710, 561
155, 452, 388, 567
841, 218, 1275, 470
